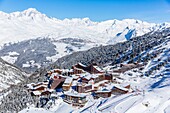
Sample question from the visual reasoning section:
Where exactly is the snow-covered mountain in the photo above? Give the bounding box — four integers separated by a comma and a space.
1, 8, 170, 72
0, 8, 169, 46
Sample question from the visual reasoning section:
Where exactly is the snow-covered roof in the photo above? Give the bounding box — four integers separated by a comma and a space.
96, 88, 111, 93
64, 77, 73, 84
83, 74, 92, 80
113, 84, 129, 91
121, 83, 130, 88
91, 74, 98, 78
32, 91, 41, 96
94, 80, 108, 87
85, 84, 92, 87
72, 80, 77, 86
50, 73, 59, 78
26, 83, 34, 89
72, 75, 79, 79
65, 90, 87, 98
34, 84, 47, 89
111, 72, 120, 75
78, 63, 86, 67
94, 66, 103, 72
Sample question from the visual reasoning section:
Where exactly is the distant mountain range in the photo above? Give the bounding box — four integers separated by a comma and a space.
0, 8, 169, 45
0, 8, 170, 72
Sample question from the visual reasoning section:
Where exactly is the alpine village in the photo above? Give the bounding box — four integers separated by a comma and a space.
25, 62, 144, 109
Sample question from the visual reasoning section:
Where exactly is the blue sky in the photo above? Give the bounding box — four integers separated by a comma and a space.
0, 0, 170, 23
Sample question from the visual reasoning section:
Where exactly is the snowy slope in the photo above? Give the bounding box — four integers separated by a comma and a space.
0, 38, 96, 72
0, 58, 27, 91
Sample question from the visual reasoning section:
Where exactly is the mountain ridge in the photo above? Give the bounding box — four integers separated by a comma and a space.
0, 8, 168, 46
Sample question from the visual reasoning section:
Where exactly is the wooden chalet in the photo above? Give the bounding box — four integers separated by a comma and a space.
69, 66, 84, 75
63, 90, 87, 107
76, 83, 92, 93
81, 74, 92, 83
113, 63, 144, 73
33, 85, 47, 92
112, 85, 129, 95
92, 74, 105, 83
74, 63, 103, 74
74, 63, 87, 71
93, 80, 109, 90
50, 76, 65, 90
94, 89, 112, 98
122, 83, 131, 89
85, 64, 103, 74
31, 90, 52, 97
81, 73, 105, 84
53, 69, 63, 74
32, 82, 48, 88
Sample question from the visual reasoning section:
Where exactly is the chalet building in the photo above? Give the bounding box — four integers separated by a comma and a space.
93, 80, 109, 90
26, 82, 49, 94
94, 89, 112, 98
31, 90, 52, 98
47, 74, 66, 90
33, 85, 47, 92
31, 90, 41, 96
122, 83, 131, 89
50, 77, 65, 90
92, 74, 105, 83
32, 82, 48, 88
111, 73, 120, 77
81, 74, 105, 84
74, 63, 87, 71
69, 66, 84, 75
62, 77, 73, 91
112, 85, 129, 95
85, 64, 103, 74
41, 90, 51, 97
81, 75, 91, 83
53, 69, 63, 74
113, 63, 144, 73
71, 80, 78, 91
74, 63, 103, 74
63, 90, 87, 107
76, 83, 92, 93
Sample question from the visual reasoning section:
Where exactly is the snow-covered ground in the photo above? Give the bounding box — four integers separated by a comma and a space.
1, 51, 19, 64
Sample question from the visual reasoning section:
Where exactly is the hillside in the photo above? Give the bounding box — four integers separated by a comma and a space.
54, 28, 170, 68
0, 58, 27, 91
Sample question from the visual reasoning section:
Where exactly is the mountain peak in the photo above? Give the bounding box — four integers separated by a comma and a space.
19, 8, 43, 17
22, 8, 41, 15
8, 8, 47, 19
